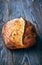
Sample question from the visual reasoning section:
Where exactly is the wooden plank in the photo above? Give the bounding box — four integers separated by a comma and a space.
0, 0, 42, 65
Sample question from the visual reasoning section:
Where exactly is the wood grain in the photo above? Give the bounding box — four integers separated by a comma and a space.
0, 0, 42, 65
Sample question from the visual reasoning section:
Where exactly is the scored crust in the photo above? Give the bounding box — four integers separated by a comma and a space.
2, 17, 36, 49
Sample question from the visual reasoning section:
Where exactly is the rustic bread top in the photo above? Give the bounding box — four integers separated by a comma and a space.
2, 17, 36, 49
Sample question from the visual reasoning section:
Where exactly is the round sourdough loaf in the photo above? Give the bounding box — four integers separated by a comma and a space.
2, 17, 36, 49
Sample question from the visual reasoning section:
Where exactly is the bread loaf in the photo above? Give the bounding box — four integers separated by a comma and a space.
2, 17, 36, 49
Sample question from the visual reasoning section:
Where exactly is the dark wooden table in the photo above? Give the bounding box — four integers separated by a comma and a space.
0, 0, 42, 65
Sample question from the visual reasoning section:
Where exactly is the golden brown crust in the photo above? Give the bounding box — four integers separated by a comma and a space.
2, 17, 36, 49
